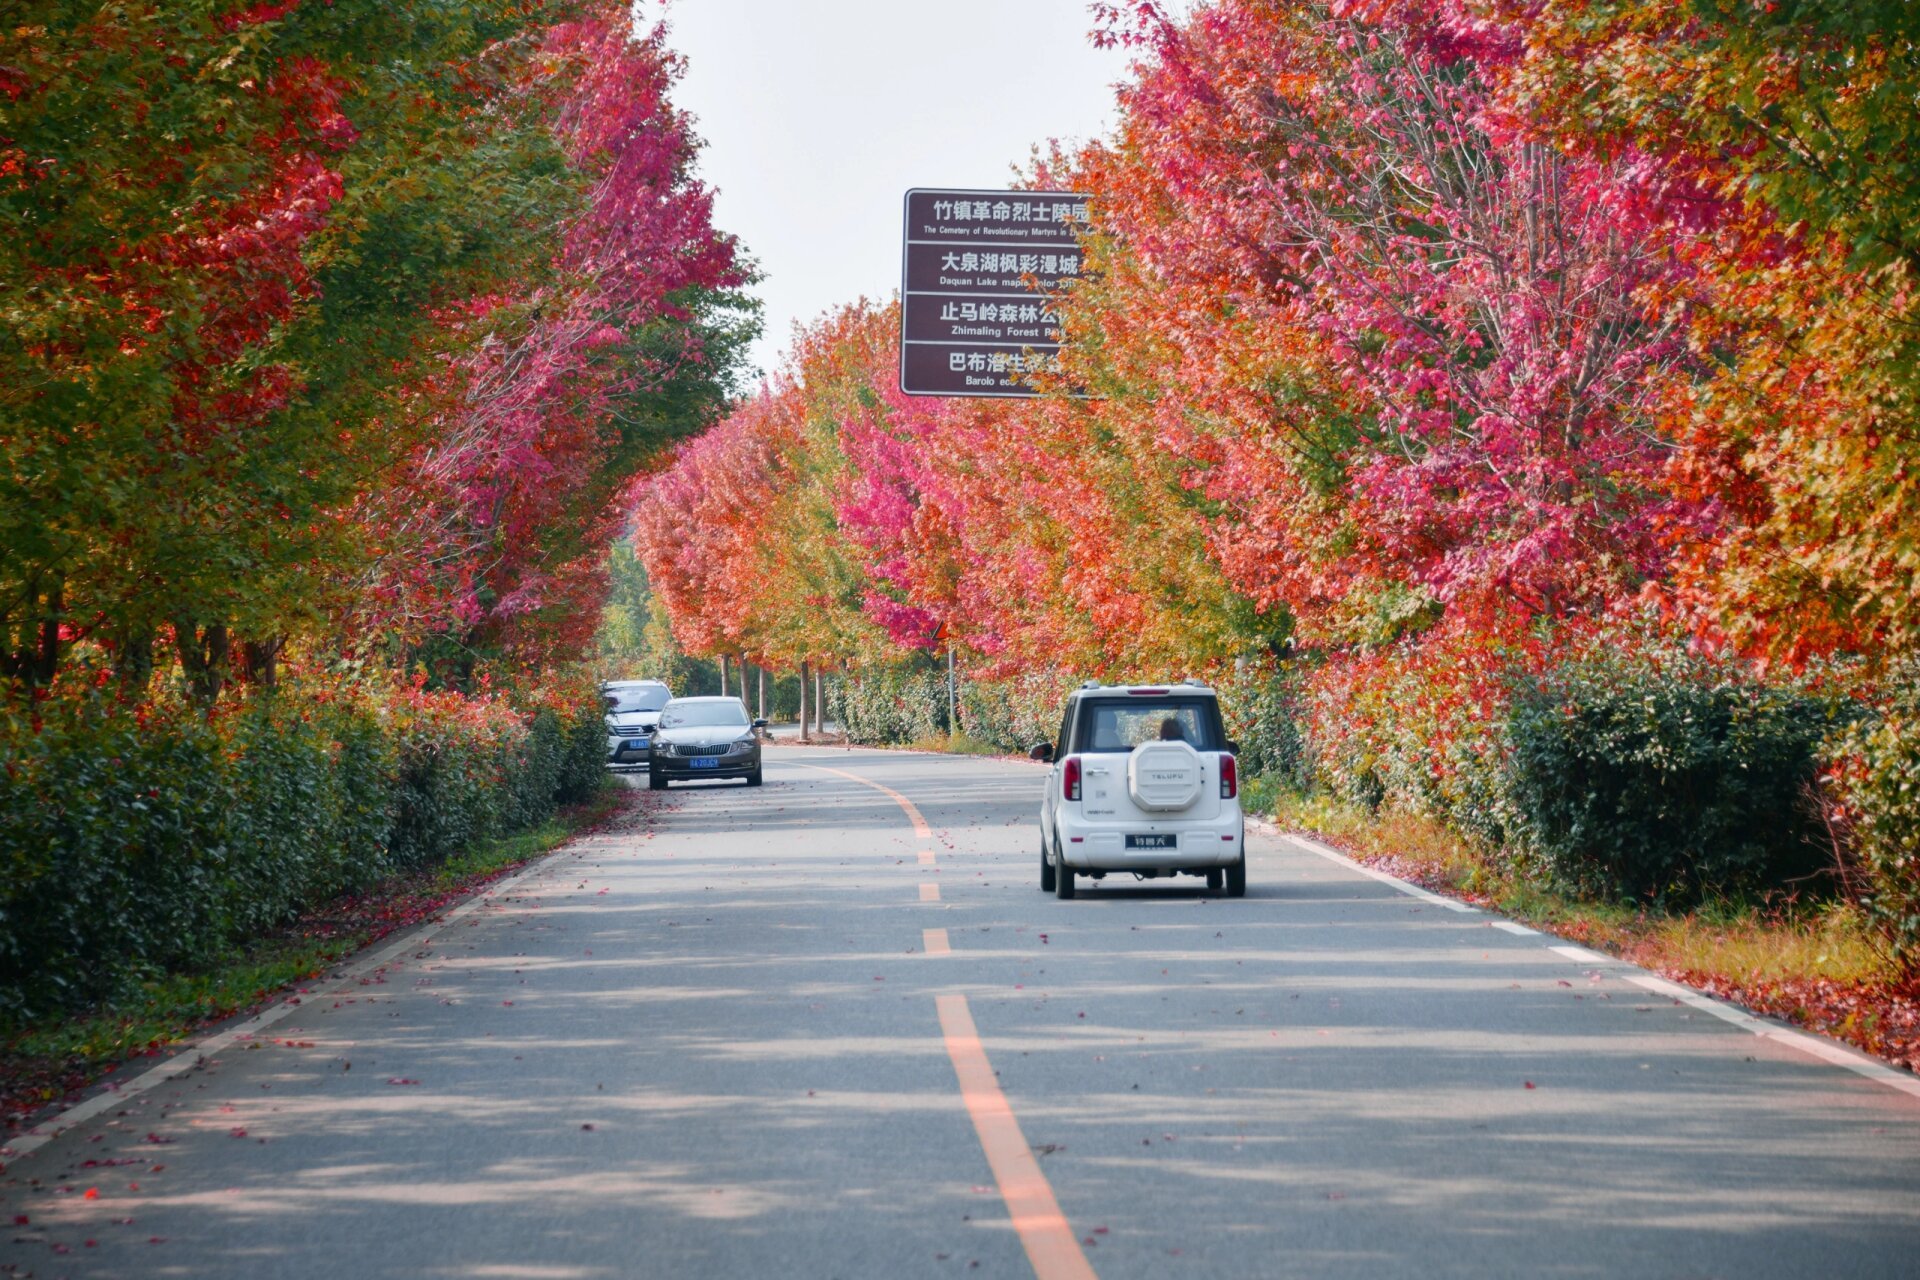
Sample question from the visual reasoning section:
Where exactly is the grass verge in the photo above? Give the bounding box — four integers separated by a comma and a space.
1260, 782, 1919, 1075
904, 732, 1006, 757
1, 781, 633, 1131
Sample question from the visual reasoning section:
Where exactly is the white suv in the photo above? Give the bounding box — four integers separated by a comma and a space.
1031, 680, 1245, 898
603, 679, 673, 768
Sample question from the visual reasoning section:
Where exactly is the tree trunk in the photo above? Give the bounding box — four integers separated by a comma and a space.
719, 653, 728, 697
174, 617, 230, 705
814, 667, 825, 737
30, 579, 61, 688
757, 665, 766, 721
242, 637, 283, 688
799, 660, 810, 743
2, 576, 63, 689
116, 623, 156, 695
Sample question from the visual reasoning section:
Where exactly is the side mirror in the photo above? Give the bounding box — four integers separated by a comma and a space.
1028, 742, 1055, 763
1226, 739, 1240, 755
752, 718, 769, 729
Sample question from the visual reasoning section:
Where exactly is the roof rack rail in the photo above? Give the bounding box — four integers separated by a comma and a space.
1080, 679, 1102, 690
1181, 676, 1210, 687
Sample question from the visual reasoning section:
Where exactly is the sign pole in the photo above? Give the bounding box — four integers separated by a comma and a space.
947, 644, 957, 735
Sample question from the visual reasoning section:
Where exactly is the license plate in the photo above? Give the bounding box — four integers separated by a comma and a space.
1126, 833, 1177, 850
628, 739, 648, 749
688, 757, 719, 769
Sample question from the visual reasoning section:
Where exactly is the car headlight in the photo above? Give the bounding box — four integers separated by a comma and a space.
733, 737, 756, 752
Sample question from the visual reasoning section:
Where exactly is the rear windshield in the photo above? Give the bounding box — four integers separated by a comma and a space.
605, 686, 670, 713
659, 700, 749, 729
1072, 697, 1224, 753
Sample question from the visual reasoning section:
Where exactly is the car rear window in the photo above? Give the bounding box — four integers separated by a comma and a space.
1072, 698, 1224, 753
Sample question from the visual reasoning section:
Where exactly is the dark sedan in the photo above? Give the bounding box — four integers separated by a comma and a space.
648, 696, 767, 789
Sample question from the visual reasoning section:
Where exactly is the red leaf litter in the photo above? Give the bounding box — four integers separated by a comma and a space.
1677, 972, 1920, 1074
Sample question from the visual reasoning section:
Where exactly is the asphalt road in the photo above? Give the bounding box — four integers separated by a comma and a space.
3, 747, 1917, 1279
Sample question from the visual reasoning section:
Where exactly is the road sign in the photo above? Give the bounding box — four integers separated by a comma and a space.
899, 188, 1092, 398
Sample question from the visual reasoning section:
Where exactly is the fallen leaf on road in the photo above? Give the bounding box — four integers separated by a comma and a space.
386, 1078, 420, 1086
1524, 1081, 1536, 1089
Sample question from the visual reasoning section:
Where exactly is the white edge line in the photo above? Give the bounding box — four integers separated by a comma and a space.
1282, 833, 1476, 912
1621, 973, 1920, 1101
0, 833, 586, 1165
1492, 921, 1540, 936
1265, 826, 1920, 1104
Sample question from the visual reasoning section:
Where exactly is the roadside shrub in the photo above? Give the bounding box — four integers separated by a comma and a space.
0, 675, 604, 1025
1832, 664, 1920, 976
829, 665, 949, 744
1302, 626, 1524, 846
959, 668, 1079, 754
1214, 661, 1312, 790
556, 700, 609, 803
1502, 636, 1838, 903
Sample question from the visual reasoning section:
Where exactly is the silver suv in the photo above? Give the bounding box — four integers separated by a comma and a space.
1030, 680, 1245, 898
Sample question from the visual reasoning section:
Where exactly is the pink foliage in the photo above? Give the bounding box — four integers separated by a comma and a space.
369, 2, 745, 659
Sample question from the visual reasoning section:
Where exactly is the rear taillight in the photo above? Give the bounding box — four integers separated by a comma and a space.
1220, 754, 1237, 799
1063, 756, 1081, 802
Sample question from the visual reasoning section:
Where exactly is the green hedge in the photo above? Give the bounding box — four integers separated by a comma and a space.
959, 670, 1079, 754
1836, 665, 1920, 973
0, 682, 605, 1025
828, 665, 950, 744
1214, 662, 1314, 791
1501, 641, 1840, 903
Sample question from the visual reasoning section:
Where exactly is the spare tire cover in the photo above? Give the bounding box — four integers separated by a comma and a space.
1127, 740, 1203, 812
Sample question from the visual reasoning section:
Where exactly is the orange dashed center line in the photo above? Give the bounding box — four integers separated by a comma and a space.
794, 759, 1094, 1277
788, 762, 934, 839
937, 995, 1099, 1280
920, 883, 942, 903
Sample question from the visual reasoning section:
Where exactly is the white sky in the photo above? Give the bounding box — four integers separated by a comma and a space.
658, 0, 1131, 382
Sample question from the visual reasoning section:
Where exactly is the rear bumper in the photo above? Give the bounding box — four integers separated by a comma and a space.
1052, 810, 1243, 870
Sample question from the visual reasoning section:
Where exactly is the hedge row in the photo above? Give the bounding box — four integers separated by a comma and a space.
826, 630, 1919, 972
1835, 665, 1920, 971
827, 664, 952, 745
0, 680, 604, 1024
1300, 626, 1856, 904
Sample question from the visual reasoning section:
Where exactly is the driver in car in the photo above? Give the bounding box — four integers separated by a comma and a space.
1158, 717, 1185, 741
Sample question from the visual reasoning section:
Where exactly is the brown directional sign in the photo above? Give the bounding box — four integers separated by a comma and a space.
899, 188, 1092, 398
